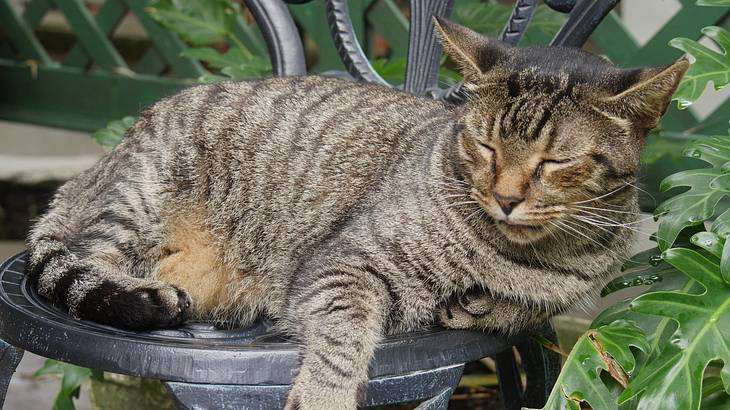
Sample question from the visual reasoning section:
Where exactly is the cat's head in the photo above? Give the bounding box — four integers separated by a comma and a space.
434, 18, 688, 245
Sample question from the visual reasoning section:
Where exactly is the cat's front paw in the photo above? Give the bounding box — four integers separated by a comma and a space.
439, 301, 477, 329
284, 373, 363, 410
439, 290, 495, 329
459, 290, 494, 315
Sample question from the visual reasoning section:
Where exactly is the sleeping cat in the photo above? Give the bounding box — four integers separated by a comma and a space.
26, 18, 686, 409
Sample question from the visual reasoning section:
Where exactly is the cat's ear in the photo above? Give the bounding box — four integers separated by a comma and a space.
432, 16, 505, 81
599, 59, 689, 129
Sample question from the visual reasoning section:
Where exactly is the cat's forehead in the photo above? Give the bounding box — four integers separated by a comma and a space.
476, 46, 633, 98
482, 75, 582, 144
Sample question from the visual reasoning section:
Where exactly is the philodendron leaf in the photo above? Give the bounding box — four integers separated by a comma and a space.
708, 208, 730, 282
601, 248, 670, 296
147, 0, 240, 46
91, 116, 135, 151
34, 359, 93, 410
702, 376, 730, 409
690, 231, 724, 258
655, 132, 730, 250
594, 321, 650, 376
620, 248, 730, 410
182, 47, 270, 80
594, 246, 700, 380
669, 26, 730, 109
531, 320, 647, 410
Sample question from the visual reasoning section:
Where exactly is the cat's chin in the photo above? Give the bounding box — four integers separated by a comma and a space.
494, 220, 549, 244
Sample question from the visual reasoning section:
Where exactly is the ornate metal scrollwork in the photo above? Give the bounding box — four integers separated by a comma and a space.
244, 0, 307, 76
259, 0, 620, 101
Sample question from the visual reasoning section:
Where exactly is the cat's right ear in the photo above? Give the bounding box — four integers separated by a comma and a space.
432, 16, 505, 81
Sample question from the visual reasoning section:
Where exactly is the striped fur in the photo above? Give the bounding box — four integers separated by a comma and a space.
27, 20, 687, 409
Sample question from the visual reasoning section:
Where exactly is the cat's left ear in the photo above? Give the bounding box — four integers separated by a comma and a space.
599, 59, 689, 129
432, 16, 506, 82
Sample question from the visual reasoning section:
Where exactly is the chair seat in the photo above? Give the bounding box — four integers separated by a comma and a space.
0, 252, 518, 386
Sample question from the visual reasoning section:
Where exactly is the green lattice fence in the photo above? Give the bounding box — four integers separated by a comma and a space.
0, 0, 271, 130
0, 0, 728, 134
594, 0, 730, 135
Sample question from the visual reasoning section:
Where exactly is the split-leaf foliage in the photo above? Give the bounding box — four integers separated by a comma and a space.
533, 1, 730, 408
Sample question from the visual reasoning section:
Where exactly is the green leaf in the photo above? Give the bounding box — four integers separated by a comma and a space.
371, 57, 407, 84
620, 248, 730, 410
655, 132, 730, 250
91, 116, 135, 151
148, 0, 269, 80
453, 0, 510, 38
709, 208, 730, 283
198, 73, 230, 83
711, 208, 730, 238
690, 231, 724, 258
181, 47, 238, 69
701, 377, 730, 409
531, 321, 647, 410
147, 0, 240, 46
702, 390, 730, 410
33, 359, 66, 377
601, 248, 671, 296
182, 47, 270, 80
697, 0, 730, 6
669, 26, 730, 109
594, 321, 650, 374
34, 360, 93, 410
641, 130, 688, 164
220, 58, 271, 80
594, 247, 702, 386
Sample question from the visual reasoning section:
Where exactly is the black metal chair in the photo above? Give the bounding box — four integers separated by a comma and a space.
0, 0, 619, 408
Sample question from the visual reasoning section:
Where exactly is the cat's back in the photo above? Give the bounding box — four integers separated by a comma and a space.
140, 76, 454, 263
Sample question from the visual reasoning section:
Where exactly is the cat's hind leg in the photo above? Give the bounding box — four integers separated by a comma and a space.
27, 200, 193, 330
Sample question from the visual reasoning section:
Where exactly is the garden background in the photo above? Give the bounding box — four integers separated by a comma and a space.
1, 0, 730, 408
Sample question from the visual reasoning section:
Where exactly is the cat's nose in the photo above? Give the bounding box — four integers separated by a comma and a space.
493, 193, 523, 216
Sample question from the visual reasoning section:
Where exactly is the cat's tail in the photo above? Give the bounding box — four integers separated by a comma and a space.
26, 204, 192, 329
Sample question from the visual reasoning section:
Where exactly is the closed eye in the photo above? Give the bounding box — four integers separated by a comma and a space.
478, 141, 495, 153
533, 158, 573, 179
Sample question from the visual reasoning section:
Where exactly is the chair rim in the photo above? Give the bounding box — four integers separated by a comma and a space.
0, 251, 521, 385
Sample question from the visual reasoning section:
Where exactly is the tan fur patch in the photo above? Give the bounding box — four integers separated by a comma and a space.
156, 214, 234, 316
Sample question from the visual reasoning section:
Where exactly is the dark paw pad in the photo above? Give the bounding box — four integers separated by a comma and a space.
132, 284, 193, 328
75, 280, 194, 330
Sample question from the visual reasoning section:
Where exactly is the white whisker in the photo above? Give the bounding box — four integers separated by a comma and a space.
441, 193, 471, 199
572, 215, 661, 240
446, 201, 480, 209
441, 176, 470, 186
571, 184, 631, 205
553, 220, 619, 256
574, 210, 656, 227
463, 207, 485, 223
623, 180, 656, 206
572, 205, 639, 215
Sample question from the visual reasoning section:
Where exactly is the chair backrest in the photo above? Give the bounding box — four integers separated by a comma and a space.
322, 0, 620, 99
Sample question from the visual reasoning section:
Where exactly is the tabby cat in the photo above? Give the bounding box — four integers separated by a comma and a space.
27, 18, 686, 409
